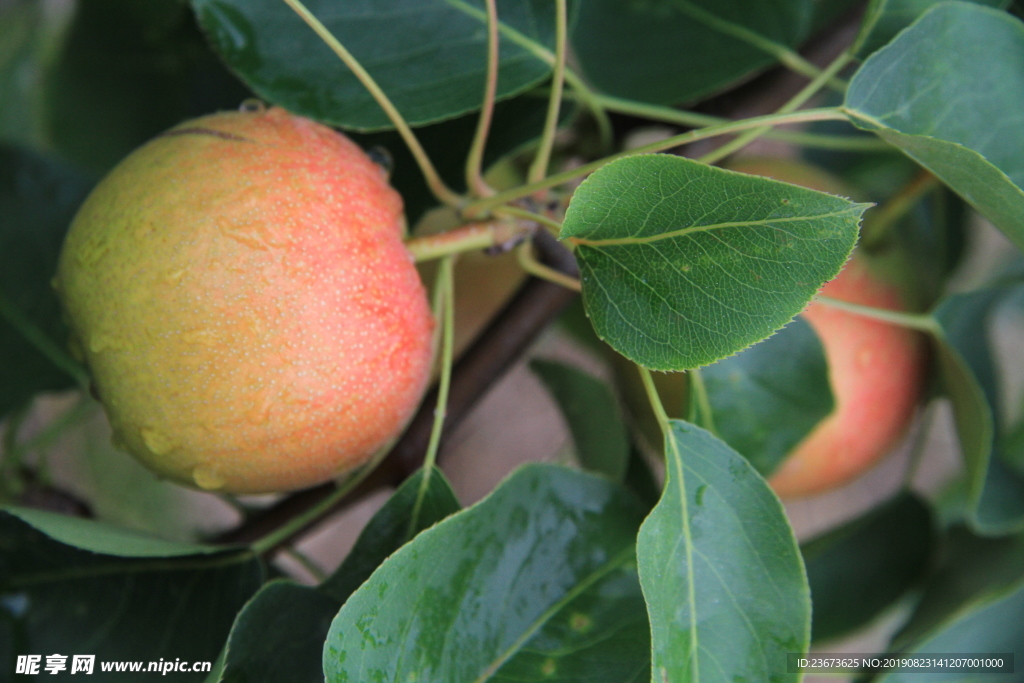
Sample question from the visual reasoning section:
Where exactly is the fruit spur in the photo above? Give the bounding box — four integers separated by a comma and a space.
54, 104, 434, 495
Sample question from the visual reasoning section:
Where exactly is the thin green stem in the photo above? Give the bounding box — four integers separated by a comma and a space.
637, 363, 700, 678
563, 70, 614, 150
282, 0, 462, 208
446, 0, 613, 149
686, 368, 717, 436
492, 205, 562, 234
464, 107, 848, 217
860, 171, 940, 248
527, 0, 567, 184
674, 0, 846, 91
902, 400, 937, 491
280, 545, 326, 582
250, 447, 390, 555
465, 0, 501, 197
815, 296, 941, 334
422, 256, 454, 473
589, 93, 890, 151
7, 394, 93, 467
405, 220, 529, 262
638, 366, 672, 436
408, 256, 455, 537
699, 50, 853, 165
0, 293, 88, 389
516, 242, 581, 291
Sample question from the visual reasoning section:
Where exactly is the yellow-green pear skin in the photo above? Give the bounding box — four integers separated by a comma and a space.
55, 106, 434, 494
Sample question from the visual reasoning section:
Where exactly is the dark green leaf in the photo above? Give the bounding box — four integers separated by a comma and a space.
0, 509, 262, 680
802, 493, 934, 643
561, 154, 865, 371
323, 464, 650, 683
0, 0, 64, 150
637, 421, 809, 682
192, 0, 560, 131
855, 0, 1011, 56
4, 506, 219, 556
531, 359, 630, 482
935, 289, 1024, 535
703, 317, 833, 476
572, 0, 812, 105
319, 466, 460, 604
879, 527, 1024, 680
46, 0, 252, 174
845, 3, 1024, 252
220, 580, 339, 683
0, 145, 92, 419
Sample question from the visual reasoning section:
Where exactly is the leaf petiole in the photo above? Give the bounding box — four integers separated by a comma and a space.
814, 296, 942, 334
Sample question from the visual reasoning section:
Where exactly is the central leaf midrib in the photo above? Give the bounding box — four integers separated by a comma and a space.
473, 544, 637, 682
571, 207, 855, 247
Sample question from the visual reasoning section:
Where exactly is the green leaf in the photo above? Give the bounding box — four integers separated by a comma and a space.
323, 464, 650, 682
45, 0, 252, 174
319, 465, 461, 604
0, 145, 92, 419
703, 317, 833, 476
0, 509, 262, 677
572, 0, 812, 105
845, 3, 1024, 253
530, 359, 630, 482
220, 580, 340, 683
855, 0, 1011, 56
0, 0, 70, 150
637, 421, 809, 682
935, 289, 1024, 535
192, 0, 561, 131
560, 154, 865, 371
879, 583, 1024, 682
2, 506, 225, 557
880, 528, 1024, 678
802, 493, 934, 643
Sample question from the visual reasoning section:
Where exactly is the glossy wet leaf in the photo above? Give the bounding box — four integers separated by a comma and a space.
855, 0, 1011, 55
531, 359, 630, 483
637, 421, 809, 682
935, 289, 1024, 535
323, 464, 650, 683
879, 527, 1024, 679
572, 0, 812, 105
560, 155, 865, 371
192, 0, 561, 131
703, 317, 833, 476
0, 146, 92, 419
319, 466, 460, 603
220, 580, 340, 683
46, 0, 251, 174
802, 493, 934, 643
0, 509, 262, 678
845, 3, 1024, 252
